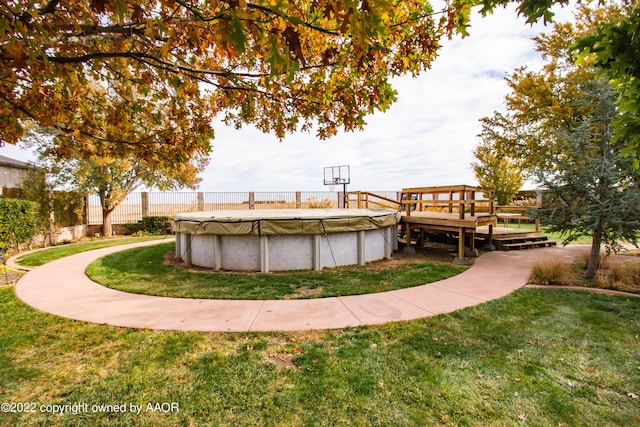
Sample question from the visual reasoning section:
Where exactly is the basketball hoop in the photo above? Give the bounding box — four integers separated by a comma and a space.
323, 165, 351, 208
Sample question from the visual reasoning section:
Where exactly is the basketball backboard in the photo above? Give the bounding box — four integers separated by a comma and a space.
323, 165, 350, 186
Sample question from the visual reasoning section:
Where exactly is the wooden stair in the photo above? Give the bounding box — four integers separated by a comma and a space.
491, 232, 557, 251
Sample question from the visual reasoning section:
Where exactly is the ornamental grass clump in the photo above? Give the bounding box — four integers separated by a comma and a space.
596, 261, 640, 294
530, 254, 640, 294
529, 258, 577, 286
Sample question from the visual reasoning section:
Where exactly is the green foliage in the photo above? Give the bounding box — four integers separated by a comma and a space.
21, 168, 85, 228
140, 216, 171, 235
472, 139, 524, 205
125, 216, 171, 236
530, 76, 640, 278
574, 2, 640, 164
0, 197, 40, 251
479, 4, 640, 279
122, 222, 144, 236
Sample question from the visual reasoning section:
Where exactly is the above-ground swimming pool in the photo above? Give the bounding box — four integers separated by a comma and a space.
172, 208, 400, 272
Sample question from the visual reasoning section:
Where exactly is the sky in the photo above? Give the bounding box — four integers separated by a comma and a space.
0, 3, 575, 193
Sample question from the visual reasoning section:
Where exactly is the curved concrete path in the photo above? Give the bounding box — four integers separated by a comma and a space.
13, 240, 584, 332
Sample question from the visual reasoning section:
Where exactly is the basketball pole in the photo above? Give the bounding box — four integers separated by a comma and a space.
342, 182, 347, 209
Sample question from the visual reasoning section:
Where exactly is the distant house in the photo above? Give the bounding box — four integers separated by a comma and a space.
0, 154, 35, 189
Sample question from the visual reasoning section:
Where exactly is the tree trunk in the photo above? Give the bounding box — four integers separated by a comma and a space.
102, 208, 114, 238
48, 189, 55, 247
586, 226, 603, 280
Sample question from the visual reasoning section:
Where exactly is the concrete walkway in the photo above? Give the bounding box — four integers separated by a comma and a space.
12, 240, 584, 332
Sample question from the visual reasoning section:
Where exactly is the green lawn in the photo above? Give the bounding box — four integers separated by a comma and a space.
86, 242, 466, 300
1, 286, 638, 426
14, 235, 172, 267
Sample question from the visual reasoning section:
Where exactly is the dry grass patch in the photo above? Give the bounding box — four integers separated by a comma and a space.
530, 252, 640, 294
529, 258, 578, 286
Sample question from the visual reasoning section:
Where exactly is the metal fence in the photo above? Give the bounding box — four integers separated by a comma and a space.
86, 191, 400, 225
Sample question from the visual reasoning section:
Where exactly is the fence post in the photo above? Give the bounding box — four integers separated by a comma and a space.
197, 192, 205, 211
141, 192, 149, 218
296, 191, 301, 209
84, 194, 90, 227
249, 192, 255, 210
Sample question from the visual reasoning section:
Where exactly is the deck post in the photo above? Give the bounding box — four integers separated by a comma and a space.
403, 223, 416, 253
485, 224, 497, 251
470, 189, 476, 217
454, 228, 471, 265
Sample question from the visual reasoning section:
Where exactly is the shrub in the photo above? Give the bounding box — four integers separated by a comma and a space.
0, 197, 40, 252
306, 197, 334, 208
141, 216, 171, 234
122, 222, 144, 235
529, 258, 577, 286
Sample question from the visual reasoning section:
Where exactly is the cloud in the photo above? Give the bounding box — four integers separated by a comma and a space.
198, 4, 574, 192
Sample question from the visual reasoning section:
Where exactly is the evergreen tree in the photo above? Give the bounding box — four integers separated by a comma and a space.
531, 77, 640, 279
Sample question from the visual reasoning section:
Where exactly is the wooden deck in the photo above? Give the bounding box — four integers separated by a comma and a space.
400, 211, 498, 263
348, 186, 553, 262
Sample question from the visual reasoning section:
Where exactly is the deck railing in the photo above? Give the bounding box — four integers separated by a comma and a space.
401, 185, 495, 220
346, 191, 401, 210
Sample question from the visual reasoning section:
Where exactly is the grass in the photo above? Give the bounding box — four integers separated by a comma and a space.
0, 265, 24, 286
500, 222, 593, 244
85, 242, 466, 300
14, 235, 173, 267
1, 285, 639, 426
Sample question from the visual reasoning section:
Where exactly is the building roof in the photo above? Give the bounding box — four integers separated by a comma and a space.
0, 154, 35, 170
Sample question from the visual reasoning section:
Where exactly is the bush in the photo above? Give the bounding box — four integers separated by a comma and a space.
0, 197, 40, 252
306, 197, 334, 208
529, 258, 577, 286
141, 216, 171, 234
121, 217, 171, 236
122, 222, 144, 235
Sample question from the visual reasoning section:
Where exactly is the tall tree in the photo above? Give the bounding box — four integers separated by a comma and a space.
532, 76, 640, 279
478, 3, 640, 278
0, 0, 569, 162
23, 119, 205, 237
